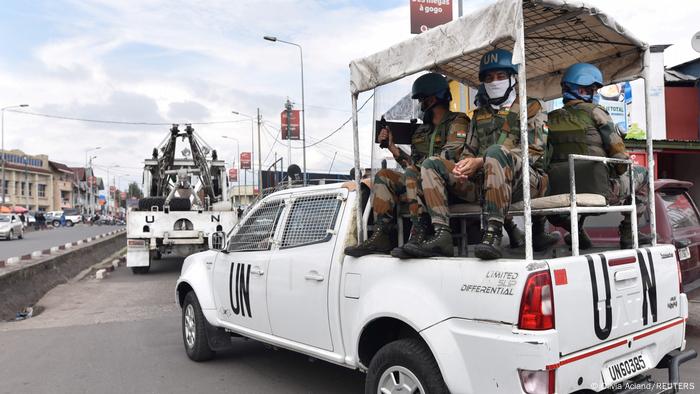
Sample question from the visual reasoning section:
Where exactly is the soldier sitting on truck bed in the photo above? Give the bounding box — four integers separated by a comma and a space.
403, 49, 559, 258
546, 63, 652, 249
344, 73, 470, 258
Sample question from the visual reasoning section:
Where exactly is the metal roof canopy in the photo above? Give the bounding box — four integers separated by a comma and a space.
349, 0, 646, 98
348, 0, 657, 260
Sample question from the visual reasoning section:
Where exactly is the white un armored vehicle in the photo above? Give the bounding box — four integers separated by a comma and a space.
127, 124, 236, 274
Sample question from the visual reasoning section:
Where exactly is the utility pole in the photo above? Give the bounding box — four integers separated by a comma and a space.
23, 156, 28, 210
284, 98, 293, 169
257, 108, 262, 194
1, 104, 29, 205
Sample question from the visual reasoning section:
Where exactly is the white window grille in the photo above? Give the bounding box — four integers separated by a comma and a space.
281, 194, 341, 248
228, 200, 284, 252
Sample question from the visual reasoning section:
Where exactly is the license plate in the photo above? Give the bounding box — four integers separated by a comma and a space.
679, 247, 691, 261
601, 351, 651, 386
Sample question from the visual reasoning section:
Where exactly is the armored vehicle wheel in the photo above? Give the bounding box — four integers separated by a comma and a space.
169, 198, 191, 211
138, 197, 166, 211
131, 266, 150, 274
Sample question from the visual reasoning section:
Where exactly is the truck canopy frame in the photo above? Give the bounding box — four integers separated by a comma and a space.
348, 0, 657, 260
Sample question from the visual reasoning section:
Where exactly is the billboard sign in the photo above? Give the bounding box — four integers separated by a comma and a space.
281, 109, 301, 140
410, 0, 453, 34
228, 168, 239, 182
240, 152, 252, 169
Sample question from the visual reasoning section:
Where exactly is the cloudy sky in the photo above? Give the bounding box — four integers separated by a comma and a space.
0, 0, 698, 191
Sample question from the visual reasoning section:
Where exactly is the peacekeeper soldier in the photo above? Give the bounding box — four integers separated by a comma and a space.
441, 49, 558, 260
546, 63, 652, 249
344, 72, 470, 258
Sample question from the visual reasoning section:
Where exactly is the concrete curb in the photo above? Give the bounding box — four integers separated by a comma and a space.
0, 231, 126, 320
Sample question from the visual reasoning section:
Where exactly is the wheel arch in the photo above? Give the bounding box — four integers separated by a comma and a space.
357, 316, 430, 370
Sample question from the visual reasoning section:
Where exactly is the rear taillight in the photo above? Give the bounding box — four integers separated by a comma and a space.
518, 271, 554, 330
518, 369, 555, 394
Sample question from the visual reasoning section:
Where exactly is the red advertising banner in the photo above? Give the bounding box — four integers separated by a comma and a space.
410, 0, 453, 34
240, 152, 252, 170
280, 109, 301, 140
228, 168, 239, 182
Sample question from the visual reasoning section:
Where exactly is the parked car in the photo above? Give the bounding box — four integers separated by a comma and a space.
45, 209, 82, 227
567, 179, 700, 287
0, 214, 24, 240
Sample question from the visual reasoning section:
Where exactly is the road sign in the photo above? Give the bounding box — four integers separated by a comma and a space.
228, 168, 239, 182
240, 152, 252, 169
410, 0, 453, 34
281, 109, 301, 140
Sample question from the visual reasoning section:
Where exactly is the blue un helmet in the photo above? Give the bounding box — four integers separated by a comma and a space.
561, 63, 603, 102
478, 49, 518, 81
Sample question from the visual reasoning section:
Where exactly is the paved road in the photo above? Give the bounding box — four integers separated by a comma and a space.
0, 257, 697, 394
0, 225, 123, 260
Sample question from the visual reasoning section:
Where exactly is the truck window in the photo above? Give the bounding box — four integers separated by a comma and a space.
659, 191, 700, 231
228, 200, 284, 252
280, 194, 341, 248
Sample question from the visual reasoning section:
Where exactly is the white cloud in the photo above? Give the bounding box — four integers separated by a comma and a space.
0, 0, 697, 190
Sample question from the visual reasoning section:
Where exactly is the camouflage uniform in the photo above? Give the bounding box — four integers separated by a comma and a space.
459, 97, 549, 224
372, 111, 470, 228
547, 100, 648, 216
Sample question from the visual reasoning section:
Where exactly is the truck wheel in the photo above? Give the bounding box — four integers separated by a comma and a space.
8, 230, 14, 240
138, 197, 166, 211
365, 338, 448, 394
52, 220, 60, 227
66, 220, 74, 227
131, 266, 150, 274
169, 198, 191, 211
182, 291, 215, 361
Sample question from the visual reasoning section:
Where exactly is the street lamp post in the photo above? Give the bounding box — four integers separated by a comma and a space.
84, 147, 100, 216
263, 35, 307, 186
221, 136, 240, 206
1, 104, 29, 206
231, 110, 262, 196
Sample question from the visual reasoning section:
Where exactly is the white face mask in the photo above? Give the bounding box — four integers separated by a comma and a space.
484, 77, 513, 99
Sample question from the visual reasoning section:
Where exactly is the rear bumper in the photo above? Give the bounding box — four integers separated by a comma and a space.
421, 316, 689, 394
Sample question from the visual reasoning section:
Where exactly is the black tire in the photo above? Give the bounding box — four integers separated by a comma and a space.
168, 198, 191, 211
66, 220, 74, 227
131, 266, 150, 274
8, 230, 14, 240
182, 291, 215, 361
211, 176, 222, 198
138, 197, 166, 211
365, 338, 448, 394
52, 220, 60, 227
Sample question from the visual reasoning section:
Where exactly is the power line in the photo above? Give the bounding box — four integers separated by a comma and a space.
6, 109, 251, 126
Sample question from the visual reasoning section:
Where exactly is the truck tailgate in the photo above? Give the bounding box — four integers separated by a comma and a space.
548, 245, 682, 356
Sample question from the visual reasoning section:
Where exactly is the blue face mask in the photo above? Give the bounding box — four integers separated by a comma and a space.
562, 83, 593, 103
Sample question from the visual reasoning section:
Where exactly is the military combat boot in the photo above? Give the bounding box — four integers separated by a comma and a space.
344, 223, 396, 257
564, 230, 593, 250
391, 216, 430, 259
503, 218, 525, 248
619, 218, 653, 249
532, 216, 560, 252
404, 224, 454, 258
475, 221, 503, 260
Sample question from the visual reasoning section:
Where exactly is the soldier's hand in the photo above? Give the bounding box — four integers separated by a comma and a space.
453, 157, 484, 180
378, 127, 394, 148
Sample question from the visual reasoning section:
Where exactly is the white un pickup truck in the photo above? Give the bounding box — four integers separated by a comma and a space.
176, 182, 694, 394
176, 1, 696, 392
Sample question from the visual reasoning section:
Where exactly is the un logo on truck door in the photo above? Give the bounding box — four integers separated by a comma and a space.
229, 262, 252, 318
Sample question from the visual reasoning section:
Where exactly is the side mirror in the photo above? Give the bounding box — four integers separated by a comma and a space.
211, 231, 227, 251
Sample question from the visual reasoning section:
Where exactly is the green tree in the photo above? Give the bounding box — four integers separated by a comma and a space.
128, 182, 143, 199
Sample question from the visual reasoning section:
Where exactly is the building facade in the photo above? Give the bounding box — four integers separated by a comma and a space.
0, 149, 54, 211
